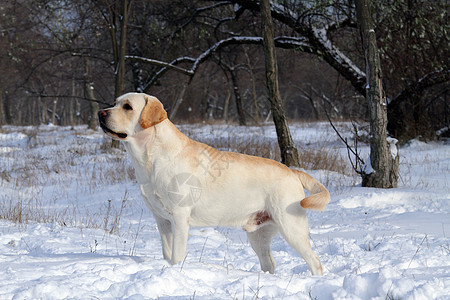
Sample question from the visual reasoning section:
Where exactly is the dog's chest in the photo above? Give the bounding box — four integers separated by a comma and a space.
139, 182, 172, 219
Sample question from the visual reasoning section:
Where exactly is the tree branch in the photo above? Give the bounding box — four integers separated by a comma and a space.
125, 56, 195, 77
27, 93, 111, 106
230, 0, 367, 95
388, 68, 450, 110
126, 36, 313, 91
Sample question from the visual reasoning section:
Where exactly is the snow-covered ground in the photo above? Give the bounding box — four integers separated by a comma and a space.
0, 123, 448, 299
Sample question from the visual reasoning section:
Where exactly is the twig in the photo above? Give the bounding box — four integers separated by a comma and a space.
199, 236, 209, 263
323, 105, 365, 173
249, 272, 261, 299
406, 235, 427, 270
385, 234, 428, 300
130, 209, 144, 256
281, 273, 294, 299
180, 252, 188, 271
104, 200, 111, 231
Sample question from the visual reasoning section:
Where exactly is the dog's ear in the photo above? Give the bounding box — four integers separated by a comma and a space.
140, 96, 168, 129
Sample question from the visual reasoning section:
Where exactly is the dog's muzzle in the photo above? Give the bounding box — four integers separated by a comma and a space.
98, 110, 128, 139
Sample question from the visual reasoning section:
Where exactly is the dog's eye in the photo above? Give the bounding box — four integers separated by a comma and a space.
123, 103, 133, 111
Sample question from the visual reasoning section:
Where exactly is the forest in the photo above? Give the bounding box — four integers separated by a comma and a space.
0, 0, 448, 143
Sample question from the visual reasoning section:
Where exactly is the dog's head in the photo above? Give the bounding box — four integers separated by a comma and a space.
98, 92, 167, 140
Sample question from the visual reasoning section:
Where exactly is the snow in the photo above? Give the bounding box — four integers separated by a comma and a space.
362, 157, 374, 174
312, 27, 366, 80
0, 123, 449, 299
387, 137, 399, 159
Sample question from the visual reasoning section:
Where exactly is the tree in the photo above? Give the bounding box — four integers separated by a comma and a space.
375, 0, 449, 141
84, 57, 99, 130
0, 85, 3, 127
355, 0, 399, 188
217, 59, 247, 125
260, 0, 299, 167
90, 0, 133, 146
109, 0, 132, 99
225, 0, 447, 140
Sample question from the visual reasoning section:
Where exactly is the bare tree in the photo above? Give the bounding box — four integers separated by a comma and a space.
0, 85, 3, 127
84, 57, 99, 130
355, 0, 399, 188
109, 0, 132, 99
216, 59, 247, 125
91, 0, 133, 146
260, 0, 299, 167
226, 0, 447, 140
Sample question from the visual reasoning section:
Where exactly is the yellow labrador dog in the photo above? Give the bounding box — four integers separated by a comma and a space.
98, 92, 330, 275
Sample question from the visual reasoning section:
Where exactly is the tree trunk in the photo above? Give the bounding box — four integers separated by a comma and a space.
0, 84, 3, 127
69, 76, 75, 129
230, 68, 246, 125
75, 98, 81, 125
2, 88, 11, 125
51, 99, 58, 125
114, 0, 131, 99
41, 96, 47, 124
85, 57, 99, 131
170, 80, 189, 120
244, 47, 260, 123
223, 88, 231, 123
110, 0, 132, 148
87, 84, 99, 130
260, 0, 300, 167
355, 0, 399, 188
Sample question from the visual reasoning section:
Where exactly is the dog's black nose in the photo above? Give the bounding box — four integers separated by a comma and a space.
98, 110, 107, 119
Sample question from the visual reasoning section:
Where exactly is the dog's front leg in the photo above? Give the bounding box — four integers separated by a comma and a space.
154, 215, 173, 261
170, 211, 190, 265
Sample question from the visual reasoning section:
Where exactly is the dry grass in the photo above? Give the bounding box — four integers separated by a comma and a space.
0, 125, 135, 232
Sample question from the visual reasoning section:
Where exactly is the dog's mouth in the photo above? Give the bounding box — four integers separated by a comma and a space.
99, 121, 128, 139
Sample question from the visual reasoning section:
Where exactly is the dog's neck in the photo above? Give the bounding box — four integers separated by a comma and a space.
123, 119, 189, 180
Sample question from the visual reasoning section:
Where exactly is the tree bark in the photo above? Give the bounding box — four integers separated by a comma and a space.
244, 48, 260, 123
169, 80, 189, 120
69, 76, 75, 129
230, 68, 246, 125
260, 0, 300, 167
114, 0, 131, 99
0, 84, 3, 127
3, 90, 11, 125
223, 88, 231, 123
51, 99, 58, 125
108, 0, 132, 148
40, 96, 48, 124
355, 0, 399, 188
87, 84, 99, 131
85, 57, 99, 131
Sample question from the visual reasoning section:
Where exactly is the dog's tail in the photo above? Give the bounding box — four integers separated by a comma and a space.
292, 169, 330, 211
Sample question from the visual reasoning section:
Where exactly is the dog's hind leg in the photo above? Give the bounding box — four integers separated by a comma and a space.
278, 207, 323, 275
247, 224, 278, 274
